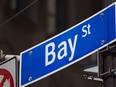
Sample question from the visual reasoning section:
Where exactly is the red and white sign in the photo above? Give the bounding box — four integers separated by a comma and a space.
0, 58, 17, 87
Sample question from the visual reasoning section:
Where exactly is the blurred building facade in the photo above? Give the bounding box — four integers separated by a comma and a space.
0, 0, 103, 54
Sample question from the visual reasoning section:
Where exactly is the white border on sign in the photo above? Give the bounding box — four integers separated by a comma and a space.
20, 2, 116, 87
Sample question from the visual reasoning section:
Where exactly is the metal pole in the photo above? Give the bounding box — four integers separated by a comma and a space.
102, 1, 116, 87
99, 46, 116, 87
0, 50, 5, 62
0, 50, 20, 62
102, 51, 114, 87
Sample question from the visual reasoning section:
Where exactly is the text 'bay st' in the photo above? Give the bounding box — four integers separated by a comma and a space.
45, 24, 91, 66
20, 3, 115, 87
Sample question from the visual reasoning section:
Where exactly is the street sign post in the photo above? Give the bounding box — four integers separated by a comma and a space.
0, 57, 17, 87
20, 3, 116, 87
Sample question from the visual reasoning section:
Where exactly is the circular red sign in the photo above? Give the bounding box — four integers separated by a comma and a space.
0, 68, 14, 87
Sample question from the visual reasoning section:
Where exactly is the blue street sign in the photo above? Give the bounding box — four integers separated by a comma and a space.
20, 3, 116, 87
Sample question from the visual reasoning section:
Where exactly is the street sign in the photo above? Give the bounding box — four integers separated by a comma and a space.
0, 57, 17, 87
20, 3, 116, 87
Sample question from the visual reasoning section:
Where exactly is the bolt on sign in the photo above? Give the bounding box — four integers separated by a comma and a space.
0, 58, 17, 87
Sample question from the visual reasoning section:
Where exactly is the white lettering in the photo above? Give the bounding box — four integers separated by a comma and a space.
82, 25, 87, 37
82, 24, 91, 37
45, 42, 56, 66
68, 35, 78, 61
87, 24, 91, 34
58, 41, 67, 60
45, 34, 78, 66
